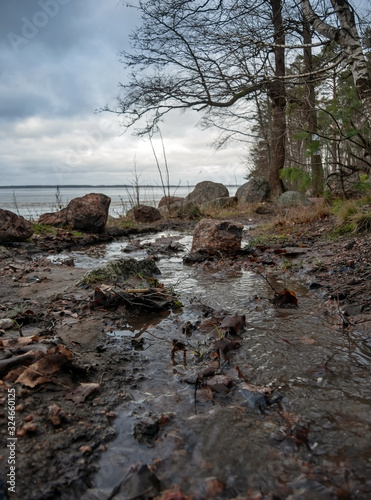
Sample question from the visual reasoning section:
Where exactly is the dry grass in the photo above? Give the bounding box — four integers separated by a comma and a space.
330, 197, 371, 235
273, 199, 331, 228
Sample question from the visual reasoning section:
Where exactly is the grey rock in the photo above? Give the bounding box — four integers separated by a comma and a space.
0, 209, 34, 243
39, 193, 111, 233
158, 195, 184, 208
201, 196, 238, 212
133, 205, 162, 223
276, 191, 312, 207
190, 219, 243, 256
236, 178, 270, 204
186, 181, 229, 204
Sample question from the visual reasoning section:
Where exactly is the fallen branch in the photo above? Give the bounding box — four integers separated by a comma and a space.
0, 351, 39, 376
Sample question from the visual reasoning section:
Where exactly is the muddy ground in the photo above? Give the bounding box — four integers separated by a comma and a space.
0, 211, 370, 500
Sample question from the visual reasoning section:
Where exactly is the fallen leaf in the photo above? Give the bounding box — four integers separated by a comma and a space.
197, 361, 219, 380
14, 345, 72, 388
156, 488, 191, 500
219, 313, 246, 335
300, 336, 315, 345
196, 386, 214, 402
204, 477, 226, 497
206, 374, 234, 390
273, 289, 298, 307
212, 339, 241, 361
1, 336, 40, 349
65, 382, 100, 403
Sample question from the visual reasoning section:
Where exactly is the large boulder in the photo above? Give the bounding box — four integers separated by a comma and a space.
186, 181, 229, 204
134, 205, 162, 223
39, 193, 111, 233
190, 219, 244, 256
327, 170, 362, 197
67, 193, 111, 233
39, 208, 68, 228
79, 257, 161, 285
236, 178, 270, 204
200, 196, 238, 213
0, 209, 34, 243
276, 191, 312, 208
158, 200, 201, 219
158, 195, 184, 208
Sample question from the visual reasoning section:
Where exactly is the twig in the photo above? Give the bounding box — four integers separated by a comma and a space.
254, 270, 279, 294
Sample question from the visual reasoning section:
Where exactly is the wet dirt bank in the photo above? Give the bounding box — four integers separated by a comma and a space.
0, 213, 370, 499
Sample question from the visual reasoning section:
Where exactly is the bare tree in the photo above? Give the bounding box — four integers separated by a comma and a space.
301, 0, 371, 129
269, 0, 286, 195
110, 0, 370, 197
110, 0, 293, 195
303, 14, 324, 195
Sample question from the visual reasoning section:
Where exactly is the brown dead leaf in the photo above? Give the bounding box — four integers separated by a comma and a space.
206, 375, 234, 394
65, 382, 100, 403
14, 345, 73, 388
197, 361, 219, 380
0, 336, 40, 349
206, 375, 233, 388
156, 488, 191, 500
219, 313, 246, 335
212, 339, 241, 362
279, 411, 299, 426
273, 289, 298, 307
300, 336, 315, 345
196, 386, 214, 402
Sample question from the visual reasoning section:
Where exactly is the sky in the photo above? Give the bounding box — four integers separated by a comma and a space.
0, 0, 248, 187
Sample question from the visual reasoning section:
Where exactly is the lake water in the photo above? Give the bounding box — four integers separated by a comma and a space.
0, 185, 240, 220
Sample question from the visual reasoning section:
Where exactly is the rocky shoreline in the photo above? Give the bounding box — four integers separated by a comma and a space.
0, 205, 370, 499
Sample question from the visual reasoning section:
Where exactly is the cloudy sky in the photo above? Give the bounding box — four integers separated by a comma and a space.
0, 0, 248, 187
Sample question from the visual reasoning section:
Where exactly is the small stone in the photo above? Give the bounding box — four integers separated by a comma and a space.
204, 477, 226, 497
17, 422, 37, 436
0, 318, 14, 330
79, 446, 93, 454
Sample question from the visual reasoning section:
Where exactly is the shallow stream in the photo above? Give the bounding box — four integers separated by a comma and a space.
57, 231, 371, 498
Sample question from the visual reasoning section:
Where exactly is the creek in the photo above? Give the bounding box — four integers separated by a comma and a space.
55, 230, 371, 498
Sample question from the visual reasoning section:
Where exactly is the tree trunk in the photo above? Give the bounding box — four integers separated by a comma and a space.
303, 17, 324, 195
269, 0, 286, 197
301, 0, 371, 129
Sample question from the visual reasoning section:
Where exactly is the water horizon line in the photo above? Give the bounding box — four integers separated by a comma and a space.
0, 184, 193, 189
0, 183, 241, 189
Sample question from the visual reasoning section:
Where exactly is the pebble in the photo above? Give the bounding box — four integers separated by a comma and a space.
0, 318, 14, 330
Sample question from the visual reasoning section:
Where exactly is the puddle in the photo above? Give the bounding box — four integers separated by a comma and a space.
53, 230, 371, 498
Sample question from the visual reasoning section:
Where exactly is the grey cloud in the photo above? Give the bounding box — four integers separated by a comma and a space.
0, 0, 246, 186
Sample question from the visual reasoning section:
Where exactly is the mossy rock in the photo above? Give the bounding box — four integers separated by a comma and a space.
276, 191, 311, 208
79, 258, 161, 286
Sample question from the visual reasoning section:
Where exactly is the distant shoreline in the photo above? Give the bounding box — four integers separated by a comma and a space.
0, 184, 241, 189
0, 185, 194, 189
